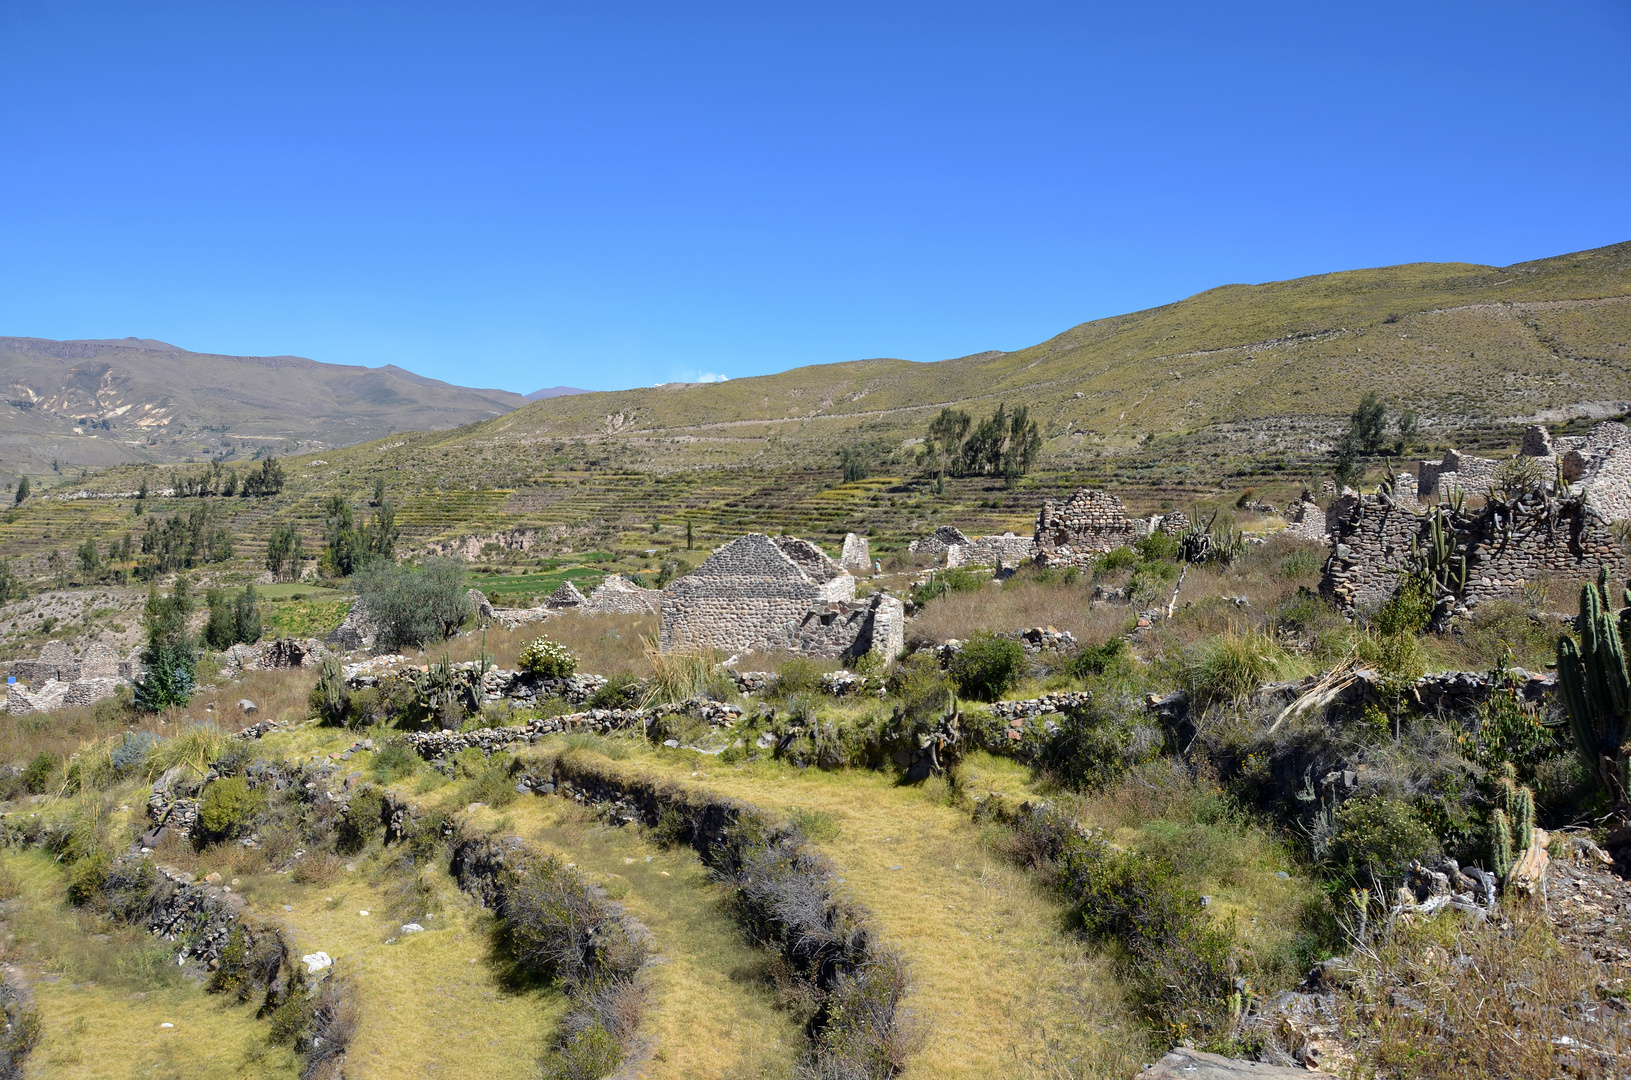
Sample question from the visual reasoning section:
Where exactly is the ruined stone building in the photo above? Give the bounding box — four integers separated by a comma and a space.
1320, 489, 1623, 613
908, 526, 971, 561
1032, 489, 1147, 569
1415, 422, 1631, 518
944, 533, 1035, 570
840, 533, 872, 573
580, 574, 663, 615
660, 534, 904, 659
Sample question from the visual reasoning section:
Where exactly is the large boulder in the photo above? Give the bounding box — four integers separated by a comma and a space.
325, 601, 376, 652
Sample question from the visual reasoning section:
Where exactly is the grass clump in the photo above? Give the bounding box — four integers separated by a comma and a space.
1183, 629, 1291, 705
196, 776, 266, 843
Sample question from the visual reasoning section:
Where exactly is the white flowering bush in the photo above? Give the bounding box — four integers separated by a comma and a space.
518, 636, 578, 679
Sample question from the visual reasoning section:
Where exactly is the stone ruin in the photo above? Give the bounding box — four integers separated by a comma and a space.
1416, 422, 1631, 517
2, 640, 133, 715
579, 574, 662, 615
908, 526, 971, 560
422, 529, 539, 559
945, 533, 1035, 571
840, 532, 872, 573
661, 534, 904, 660
544, 581, 587, 609
1320, 487, 1624, 613
1032, 489, 1149, 569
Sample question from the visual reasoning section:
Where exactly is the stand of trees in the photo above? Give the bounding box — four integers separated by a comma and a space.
138, 506, 233, 578
322, 494, 398, 577
920, 403, 1042, 485
204, 585, 263, 650
168, 456, 285, 498
265, 522, 305, 581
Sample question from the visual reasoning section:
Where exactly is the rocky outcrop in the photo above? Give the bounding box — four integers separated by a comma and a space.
1136, 1047, 1312, 1079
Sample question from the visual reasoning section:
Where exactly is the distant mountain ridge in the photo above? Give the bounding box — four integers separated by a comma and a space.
525, 386, 587, 401
0, 336, 529, 477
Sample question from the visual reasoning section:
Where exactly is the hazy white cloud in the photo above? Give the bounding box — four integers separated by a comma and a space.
660, 370, 729, 385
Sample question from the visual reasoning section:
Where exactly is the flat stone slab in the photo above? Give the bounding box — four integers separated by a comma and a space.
1138, 1048, 1315, 1079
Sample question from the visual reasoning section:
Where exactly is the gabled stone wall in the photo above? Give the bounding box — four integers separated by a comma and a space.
661, 533, 893, 658
1033, 489, 1148, 568
908, 526, 971, 560
580, 574, 663, 615
839, 533, 872, 573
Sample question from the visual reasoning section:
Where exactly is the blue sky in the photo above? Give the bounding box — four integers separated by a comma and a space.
1, 2, 1628, 394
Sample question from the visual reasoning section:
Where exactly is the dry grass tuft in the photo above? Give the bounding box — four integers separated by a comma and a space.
1338, 904, 1631, 1079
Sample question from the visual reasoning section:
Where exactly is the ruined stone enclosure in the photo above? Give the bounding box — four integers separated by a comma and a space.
1032, 488, 1149, 569
1320, 488, 1623, 614
660, 534, 904, 660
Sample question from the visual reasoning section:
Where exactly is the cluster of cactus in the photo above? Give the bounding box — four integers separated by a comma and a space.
1489, 762, 1535, 881
1555, 567, 1631, 815
1407, 506, 1467, 600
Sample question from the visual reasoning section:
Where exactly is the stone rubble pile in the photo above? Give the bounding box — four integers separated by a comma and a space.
1016, 626, 1077, 653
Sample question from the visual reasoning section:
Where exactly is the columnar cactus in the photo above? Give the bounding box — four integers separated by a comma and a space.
1490, 809, 1514, 882
1555, 568, 1631, 815
1495, 762, 1535, 852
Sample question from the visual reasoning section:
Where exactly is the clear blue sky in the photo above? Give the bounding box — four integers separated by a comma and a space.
2, 2, 1627, 394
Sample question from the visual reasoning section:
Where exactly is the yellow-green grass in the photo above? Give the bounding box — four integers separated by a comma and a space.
518, 738, 1145, 1079
223, 853, 561, 1080
459, 798, 806, 1080
261, 598, 352, 640
0, 850, 301, 1080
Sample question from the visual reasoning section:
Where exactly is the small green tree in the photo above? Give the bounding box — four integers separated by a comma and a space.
1394, 408, 1418, 454
12, 476, 27, 505
134, 576, 197, 712
234, 584, 262, 645
1350, 392, 1389, 455
837, 446, 869, 484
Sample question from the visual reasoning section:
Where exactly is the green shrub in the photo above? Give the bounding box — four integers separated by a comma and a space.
1372, 575, 1434, 636
541, 1022, 622, 1080
1128, 560, 1179, 606
1064, 638, 1127, 679
354, 557, 471, 651
770, 657, 826, 698
1094, 546, 1138, 574
885, 653, 954, 723
338, 784, 386, 852
370, 738, 420, 784
1183, 630, 1288, 705
21, 752, 59, 794
1042, 698, 1160, 787
65, 853, 110, 906
1274, 546, 1321, 582
948, 632, 1025, 702
196, 776, 265, 843
1135, 531, 1181, 562
519, 637, 578, 679
588, 673, 641, 709
1331, 796, 1439, 887
909, 567, 984, 607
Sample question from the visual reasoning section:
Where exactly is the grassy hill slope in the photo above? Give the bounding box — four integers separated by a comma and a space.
452, 241, 1631, 470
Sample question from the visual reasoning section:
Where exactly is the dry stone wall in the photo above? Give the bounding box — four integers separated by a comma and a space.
1033, 489, 1148, 568
908, 526, 971, 560
945, 532, 1035, 570
1321, 490, 1624, 612
1418, 449, 1501, 500
839, 532, 871, 573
